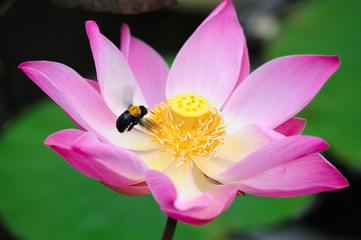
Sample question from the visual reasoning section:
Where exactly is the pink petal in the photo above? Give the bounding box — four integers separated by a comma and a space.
102, 181, 151, 196
232, 44, 250, 92
86, 78, 101, 93
236, 153, 348, 197
19, 61, 115, 136
69, 79, 99, 131
120, 24, 131, 60
222, 55, 340, 133
146, 169, 211, 214
221, 124, 284, 161
86, 21, 146, 116
121, 24, 169, 108
20, 61, 157, 151
145, 169, 238, 225
193, 124, 283, 175
137, 150, 172, 172
212, 135, 329, 182
162, 183, 238, 225
145, 170, 178, 211
72, 134, 149, 179
166, 0, 246, 108
45, 129, 145, 186
274, 117, 306, 136
149, 162, 212, 212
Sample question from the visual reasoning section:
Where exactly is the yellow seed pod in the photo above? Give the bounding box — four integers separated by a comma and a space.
170, 93, 210, 127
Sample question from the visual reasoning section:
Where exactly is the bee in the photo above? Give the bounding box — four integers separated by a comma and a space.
116, 105, 148, 133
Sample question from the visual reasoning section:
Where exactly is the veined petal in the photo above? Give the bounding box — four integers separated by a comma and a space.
45, 129, 144, 186
121, 24, 169, 108
20, 61, 158, 151
211, 135, 329, 182
86, 21, 147, 116
102, 181, 151, 196
193, 124, 283, 175
223, 55, 340, 133
236, 153, 349, 197
68, 79, 100, 131
274, 117, 306, 136
19, 61, 114, 136
166, 0, 246, 108
72, 135, 149, 179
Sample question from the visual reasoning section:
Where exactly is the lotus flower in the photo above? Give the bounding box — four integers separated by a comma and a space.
19, 0, 347, 225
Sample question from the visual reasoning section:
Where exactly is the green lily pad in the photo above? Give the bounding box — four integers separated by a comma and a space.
266, 0, 361, 169
0, 101, 311, 239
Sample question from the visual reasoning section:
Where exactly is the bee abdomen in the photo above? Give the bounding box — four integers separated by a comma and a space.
116, 111, 133, 133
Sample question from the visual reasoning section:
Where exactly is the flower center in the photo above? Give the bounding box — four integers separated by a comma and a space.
146, 93, 226, 166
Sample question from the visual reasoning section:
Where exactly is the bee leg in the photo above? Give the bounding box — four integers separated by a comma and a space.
127, 116, 141, 131
127, 122, 136, 131
134, 116, 141, 125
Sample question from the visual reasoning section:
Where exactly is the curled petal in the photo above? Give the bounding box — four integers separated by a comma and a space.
86, 21, 147, 115
212, 135, 329, 182
147, 162, 212, 212
274, 117, 306, 136
166, 0, 246, 108
85, 78, 101, 93
162, 183, 238, 225
121, 24, 169, 108
223, 55, 340, 133
145, 170, 178, 211
45, 129, 145, 186
145, 167, 238, 225
236, 153, 349, 197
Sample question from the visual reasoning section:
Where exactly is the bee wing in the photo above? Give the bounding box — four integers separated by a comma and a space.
124, 93, 133, 110
123, 83, 150, 110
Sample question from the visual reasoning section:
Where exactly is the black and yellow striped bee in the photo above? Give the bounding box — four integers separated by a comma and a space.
116, 105, 148, 133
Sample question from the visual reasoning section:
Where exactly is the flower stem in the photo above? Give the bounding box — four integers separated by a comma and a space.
161, 217, 178, 240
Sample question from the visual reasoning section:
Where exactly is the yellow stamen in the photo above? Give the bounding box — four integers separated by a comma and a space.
145, 93, 226, 165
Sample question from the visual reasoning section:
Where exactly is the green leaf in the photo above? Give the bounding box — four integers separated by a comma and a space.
266, 0, 361, 169
0, 101, 311, 239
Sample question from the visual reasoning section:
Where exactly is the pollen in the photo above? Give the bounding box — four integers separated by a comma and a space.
145, 94, 226, 165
